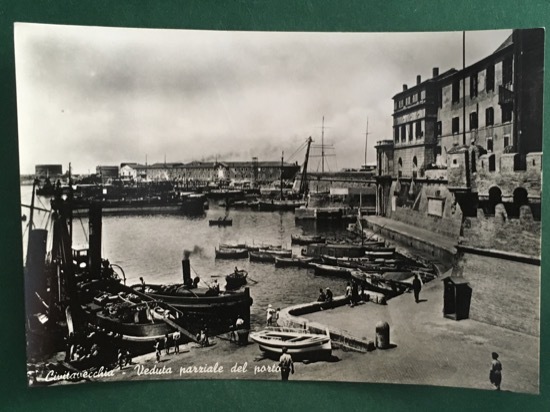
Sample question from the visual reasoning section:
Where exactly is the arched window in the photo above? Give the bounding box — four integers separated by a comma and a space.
471, 151, 477, 173
412, 156, 418, 178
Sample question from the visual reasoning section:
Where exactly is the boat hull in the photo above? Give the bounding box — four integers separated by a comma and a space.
250, 329, 332, 360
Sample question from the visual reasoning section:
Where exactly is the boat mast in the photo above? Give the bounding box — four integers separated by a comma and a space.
25, 178, 38, 265
280, 151, 284, 200
299, 136, 313, 198
321, 116, 325, 173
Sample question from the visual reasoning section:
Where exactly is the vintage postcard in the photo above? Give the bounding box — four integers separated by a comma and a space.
15, 23, 542, 393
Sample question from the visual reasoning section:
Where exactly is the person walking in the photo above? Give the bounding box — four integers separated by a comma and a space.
278, 347, 294, 381
173, 331, 181, 354
490, 352, 503, 391
154, 339, 161, 363
411, 274, 422, 303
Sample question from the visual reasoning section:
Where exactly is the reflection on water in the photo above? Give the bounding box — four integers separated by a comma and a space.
20, 185, 349, 328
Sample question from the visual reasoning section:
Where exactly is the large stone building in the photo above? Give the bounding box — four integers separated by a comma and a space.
376, 29, 543, 245
114, 160, 300, 186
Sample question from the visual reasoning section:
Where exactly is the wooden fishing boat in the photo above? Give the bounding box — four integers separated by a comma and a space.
249, 251, 277, 263
225, 270, 248, 290
257, 199, 306, 212
290, 234, 326, 245
246, 243, 282, 252
364, 249, 395, 258
274, 256, 314, 268
215, 248, 249, 259
250, 327, 332, 359
209, 217, 233, 226
219, 242, 247, 249
350, 269, 414, 297
309, 263, 352, 278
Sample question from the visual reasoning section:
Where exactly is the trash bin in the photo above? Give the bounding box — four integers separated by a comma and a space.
375, 321, 390, 349
442, 277, 472, 320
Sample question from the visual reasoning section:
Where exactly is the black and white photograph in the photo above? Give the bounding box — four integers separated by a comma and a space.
15, 23, 543, 393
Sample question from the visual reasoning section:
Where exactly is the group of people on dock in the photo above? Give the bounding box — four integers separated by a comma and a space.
266, 304, 280, 326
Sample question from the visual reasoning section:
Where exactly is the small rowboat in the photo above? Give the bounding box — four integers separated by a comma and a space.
225, 270, 248, 290
209, 217, 233, 226
309, 263, 352, 278
215, 248, 249, 259
290, 234, 326, 245
274, 256, 314, 268
219, 242, 247, 249
250, 327, 332, 359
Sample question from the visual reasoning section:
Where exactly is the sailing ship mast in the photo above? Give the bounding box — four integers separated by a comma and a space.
299, 136, 313, 198
321, 116, 325, 173
280, 151, 284, 200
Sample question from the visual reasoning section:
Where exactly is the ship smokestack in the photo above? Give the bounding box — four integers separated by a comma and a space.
182, 249, 192, 286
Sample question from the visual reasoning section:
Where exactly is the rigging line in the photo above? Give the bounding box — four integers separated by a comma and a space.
79, 215, 89, 243
285, 140, 308, 163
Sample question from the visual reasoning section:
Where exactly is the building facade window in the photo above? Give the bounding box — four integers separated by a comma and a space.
394, 127, 399, 142
415, 120, 423, 138
503, 57, 513, 85
469, 112, 478, 130
397, 158, 403, 177
485, 107, 494, 126
408, 123, 413, 141
452, 80, 460, 103
502, 105, 513, 123
487, 138, 493, 152
437, 88, 443, 108
470, 73, 478, 97
504, 135, 510, 148
401, 125, 406, 142
452, 117, 460, 134
437, 121, 442, 137
486, 64, 495, 92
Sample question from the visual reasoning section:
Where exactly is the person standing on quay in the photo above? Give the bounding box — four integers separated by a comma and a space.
411, 274, 422, 303
266, 304, 275, 326
490, 352, 503, 391
154, 339, 161, 363
279, 347, 294, 381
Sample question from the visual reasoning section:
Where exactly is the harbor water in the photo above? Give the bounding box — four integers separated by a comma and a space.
20, 185, 350, 329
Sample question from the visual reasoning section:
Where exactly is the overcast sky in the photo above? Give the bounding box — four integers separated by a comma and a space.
14, 23, 512, 175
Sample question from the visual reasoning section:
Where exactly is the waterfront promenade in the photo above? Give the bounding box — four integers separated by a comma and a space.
305, 272, 539, 394
97, 271, 538, 393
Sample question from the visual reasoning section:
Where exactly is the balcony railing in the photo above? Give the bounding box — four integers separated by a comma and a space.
499, 85, 514, 106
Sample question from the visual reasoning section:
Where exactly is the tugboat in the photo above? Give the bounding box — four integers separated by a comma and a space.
23, 179, 197, 368
132, 251, 253, 333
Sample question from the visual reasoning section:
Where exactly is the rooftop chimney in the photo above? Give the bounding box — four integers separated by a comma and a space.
403, 84, 408, 91
433, 67, 439, 77
416, 75, 422, 85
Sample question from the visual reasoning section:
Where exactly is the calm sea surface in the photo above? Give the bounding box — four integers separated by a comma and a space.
21, 185, 349, 327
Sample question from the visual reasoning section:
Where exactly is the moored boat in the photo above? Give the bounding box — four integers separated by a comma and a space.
215, 248, 249, 259
249, 251, 277, 263
290, 234, 326, 245
309, 263, 352, 278
364, 249, 395, 258
250, 327, 332, 359
274, 256, 314, 268
209, 217, 233, 226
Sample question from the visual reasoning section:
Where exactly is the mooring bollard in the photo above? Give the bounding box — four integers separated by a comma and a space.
375, 321, 390, 349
